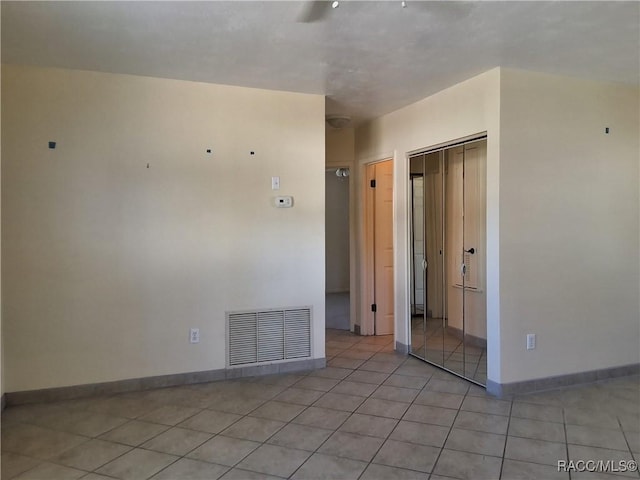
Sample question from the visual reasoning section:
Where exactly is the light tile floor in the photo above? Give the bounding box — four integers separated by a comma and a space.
2, 329, 639, 480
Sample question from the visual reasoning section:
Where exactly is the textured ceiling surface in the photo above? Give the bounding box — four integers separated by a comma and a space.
2, 1, 639, 123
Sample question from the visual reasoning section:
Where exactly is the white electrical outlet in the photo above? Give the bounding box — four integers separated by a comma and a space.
190, 328, 200, 344
526, 333, 536, 350
274, 196, 293, 208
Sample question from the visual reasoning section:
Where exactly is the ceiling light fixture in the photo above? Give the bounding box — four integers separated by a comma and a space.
325, 114, 351, 129
401, 1, 407, 8
332, 1, 339, 9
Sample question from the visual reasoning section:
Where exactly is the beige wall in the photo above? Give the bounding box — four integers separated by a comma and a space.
499, 68, 640, 383
2, 65, 326, 392
355, 66, 640, 386
355, 68, 501, 367
326, 127, 355, 168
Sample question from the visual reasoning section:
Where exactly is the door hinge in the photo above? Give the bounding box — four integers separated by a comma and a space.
370, 179, 376, 188
371, 303, 377, 312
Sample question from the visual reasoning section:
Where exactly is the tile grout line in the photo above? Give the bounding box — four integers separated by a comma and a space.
563, 407, 572, 480
497, 397, 513, 480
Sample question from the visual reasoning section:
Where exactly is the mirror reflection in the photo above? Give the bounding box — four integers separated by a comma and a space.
409, 139, 487, 385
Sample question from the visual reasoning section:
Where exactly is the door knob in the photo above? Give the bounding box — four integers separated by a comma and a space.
464, 248, 475, 254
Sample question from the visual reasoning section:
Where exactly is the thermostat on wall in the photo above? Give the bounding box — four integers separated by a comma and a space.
274, 196, 294, 208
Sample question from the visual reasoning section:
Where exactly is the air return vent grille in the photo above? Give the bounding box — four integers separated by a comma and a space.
227, 307, 312, 366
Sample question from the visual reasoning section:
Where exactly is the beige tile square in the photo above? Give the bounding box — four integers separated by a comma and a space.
358, 361, 399, 374
86, 396, 160, 419
217, 384, 285, 402
505, 436, 567, 466
389, 420, 449, 447
237, 444, 311, 477
309, 367, 353, 380
80, 474, 121, 480
1, 452, 42, 480
433, 449, 502, 479
444, 427, 505, 456
248, 400, 306, 422
564, 407, 620, 429
219, 467, 282, 480
140, 427, 212, 456
151, 458, 229, 480
339, 413, 398, 438
413, 390, 464, 409
330, 381, 378, 397
273, 387, 325, 406
221, 416, 285, 442
187, 435, 260, 466
501, 459, 569, 479
40, 411, 129, 438
509, 417, 566, 443
371, 385, 419, 404
327, 357, 365, 370
424, 378, 470, 395
382, 374, 428, 390
292, 406, 350, 430
2, 424, 89, 460
268, 423, 333, 451
511, 402, 564, 423
393, 364, 435, 379
178, 410, 242, 434
313, 392, 365, 412
295, 376, 341, 392
99, 420, 169, 446
356, 398, 409, 419
360, 463, 429, 480
461, 396, 511, 416
345, 370, 389, 385
373, 439, 439, 473
568, 444, 638, 477
207, 395, 267, 415
625, 429, 640, 453
566, 424, 629, 451
453, 410, 509, 434
318, 431, 384, 462
403, 404, 457, 427
619, 414, 640, 433
138, 405, 201, 426
352, 343, 384, 353
12, 462, 86, 480
291, 453, 367, 480
51, 438, 131, 471
252, 373, 305, 387
96, 448, 178, 480
337, 349, 375, 361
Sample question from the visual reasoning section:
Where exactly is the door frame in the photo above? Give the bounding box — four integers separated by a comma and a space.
360, 158, 394, 336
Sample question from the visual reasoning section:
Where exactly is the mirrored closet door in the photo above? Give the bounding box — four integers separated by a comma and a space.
409, 138, 487, 385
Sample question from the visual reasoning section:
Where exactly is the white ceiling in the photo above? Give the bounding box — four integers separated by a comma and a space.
2, 1, 639, 124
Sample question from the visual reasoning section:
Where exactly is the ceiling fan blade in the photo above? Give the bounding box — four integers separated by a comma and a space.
297, 1, 331, 23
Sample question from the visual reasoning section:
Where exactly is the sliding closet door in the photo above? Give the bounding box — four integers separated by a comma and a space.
461, 140, 487, 384
408, 138, 487, 386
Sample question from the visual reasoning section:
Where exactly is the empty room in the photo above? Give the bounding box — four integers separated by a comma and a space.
1, 1, 639, 479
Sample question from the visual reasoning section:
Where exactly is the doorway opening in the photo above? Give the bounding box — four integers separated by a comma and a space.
408, 137, 487, 386
325, 168, 351, 331
362, 159, 394, 336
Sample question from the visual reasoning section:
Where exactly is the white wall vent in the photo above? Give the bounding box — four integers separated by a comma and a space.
227, 307, 312, 367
